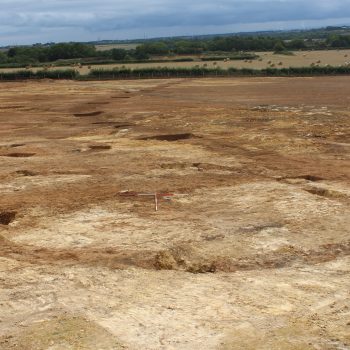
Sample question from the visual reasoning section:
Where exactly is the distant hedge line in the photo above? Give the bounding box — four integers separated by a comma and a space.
79, 58, 196, 65
0, 69, 79, 80
1, 66, 350, 81
86, 66, 350, 78
201, 54, 258, 61
0, 55, 257, 69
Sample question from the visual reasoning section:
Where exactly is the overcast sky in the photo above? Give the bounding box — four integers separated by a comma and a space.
1, 0, 350, 45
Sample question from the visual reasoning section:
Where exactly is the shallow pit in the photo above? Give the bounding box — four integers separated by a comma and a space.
140, 133, 195, 141
305, 187, 347, 199
92, 122, 114, 125
10, 144, 26, 148
113, 124, 133, 129
91, 122, 133, 129
296, 175, 324, 182
0, 105, 25, 109
73, 111, 103, 117
0, 211, 16, 225
3, 153, 35, 158
87, 102, 110, 105
15, 170, 37, 176
88, 144, 112, 151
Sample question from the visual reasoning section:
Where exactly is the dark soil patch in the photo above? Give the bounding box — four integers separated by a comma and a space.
305, 187, 347, 199
240, 223, 284, 234
113, 124, 133, 129
140, 133, 195, 141
73, 111, 103, 117
160, 163, 190, 169
192, 162, 236, 172
3, 153, 35, 158
153, 241, 350, 273
92, 122, 116, 125
88, 144, 112, 150
10, 144, 26, 148
15, 170, 37, 176
0, 235, 349, 274
111, 96, 131, 99
0, 105, 25, 109
91, 122, 133, 128
160, 162, 235, 172
277, 175, 325, 183
296, 175, 324, 182
245, 118, 272, 122
0, 211, 16, 225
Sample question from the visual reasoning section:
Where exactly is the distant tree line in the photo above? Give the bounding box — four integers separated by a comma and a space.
326, 34, 350, 48
0, 43, 143, 65
1, 34, 350, 67
132, 35, 350, 55
0, 43, 96, 64
0, 42, 257, 67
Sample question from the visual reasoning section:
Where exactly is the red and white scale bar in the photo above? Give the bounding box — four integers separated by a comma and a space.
119, 191, 179, 211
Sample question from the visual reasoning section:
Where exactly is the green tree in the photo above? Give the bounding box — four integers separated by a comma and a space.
134, 46, 150, 60
273, 41, 286, 52
288, 39, 306, 49
137, 42, 169, 55
110, 48, 127, 61
174, 40, 205, 54
0, 51, 7, 63
47, 43, 96, 61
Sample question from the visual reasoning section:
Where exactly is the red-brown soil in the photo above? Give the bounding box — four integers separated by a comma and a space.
0, 77, 349, 349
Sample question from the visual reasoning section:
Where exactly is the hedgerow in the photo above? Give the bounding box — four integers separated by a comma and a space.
1, 65, 350, 81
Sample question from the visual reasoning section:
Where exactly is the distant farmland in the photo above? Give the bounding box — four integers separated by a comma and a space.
1, 49, 350, 75
95, 43, 140, 51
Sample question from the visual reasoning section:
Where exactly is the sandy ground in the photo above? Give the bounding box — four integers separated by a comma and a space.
0, 77, 349, 349
1, 49, 350, 74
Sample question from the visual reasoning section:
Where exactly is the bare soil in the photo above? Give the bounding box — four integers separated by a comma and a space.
0, 77, 349, 349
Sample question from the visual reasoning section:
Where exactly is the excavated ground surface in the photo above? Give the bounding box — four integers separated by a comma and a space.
0, 77, 349, 349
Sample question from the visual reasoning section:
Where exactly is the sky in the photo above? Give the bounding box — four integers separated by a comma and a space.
1, 0, 350, 45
